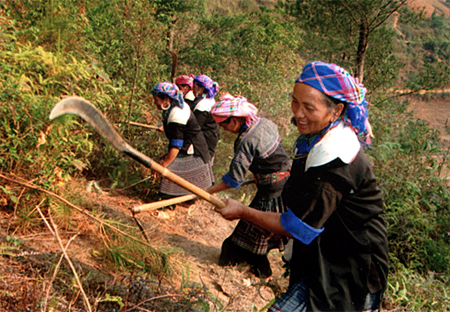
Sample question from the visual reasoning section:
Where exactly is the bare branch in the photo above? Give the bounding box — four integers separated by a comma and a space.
370, 0, 408, 30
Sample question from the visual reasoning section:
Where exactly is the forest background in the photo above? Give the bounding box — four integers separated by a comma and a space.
1, 0, 450, 311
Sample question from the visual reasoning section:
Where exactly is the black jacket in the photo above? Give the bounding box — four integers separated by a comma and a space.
282, 150, 389, 311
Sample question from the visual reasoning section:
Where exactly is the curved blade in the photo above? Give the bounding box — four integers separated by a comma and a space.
49, 96, 224, 208
50, 96, 128, 152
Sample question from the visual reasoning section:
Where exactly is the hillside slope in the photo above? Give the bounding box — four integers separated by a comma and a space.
407, 0, 450, 17
0, 177, 289, 311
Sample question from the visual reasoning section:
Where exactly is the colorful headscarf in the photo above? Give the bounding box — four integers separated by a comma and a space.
211, 93, 259, 127
194, 74, 219, 99
296, 61, 372, 145
175, 74, 195, 89
152, 82, 184, 108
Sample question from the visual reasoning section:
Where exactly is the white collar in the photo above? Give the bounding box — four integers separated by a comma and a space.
185, 90, 195, 101
168, 104, 190, 125
194, 97, 215, 112
305, 122, 361, 171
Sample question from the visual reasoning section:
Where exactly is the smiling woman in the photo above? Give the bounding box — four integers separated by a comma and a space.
291, 83, 344, 136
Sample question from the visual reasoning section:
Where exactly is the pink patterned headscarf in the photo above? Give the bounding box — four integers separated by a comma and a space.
175, 74, 195, 89
211, 93, 259, 127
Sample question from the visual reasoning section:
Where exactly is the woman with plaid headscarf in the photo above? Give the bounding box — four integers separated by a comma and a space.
189, 74, 221, 161
151, 82, 213, 199
214, 62, 389, 311
208, 93, 291, 278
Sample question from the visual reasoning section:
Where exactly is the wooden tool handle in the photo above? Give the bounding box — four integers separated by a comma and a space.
131, 194, 197, 214
129, 121, 159, 130
145, 156, 226, 208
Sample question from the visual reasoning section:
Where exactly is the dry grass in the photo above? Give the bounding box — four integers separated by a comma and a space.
0, 177, 289, 311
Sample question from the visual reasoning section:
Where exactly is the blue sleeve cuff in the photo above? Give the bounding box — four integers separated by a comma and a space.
169, 139, 183, 148
222, 173, 243, 189
280, 209, 324, 245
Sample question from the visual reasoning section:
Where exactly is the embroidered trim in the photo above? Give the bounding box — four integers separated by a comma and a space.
254, 171, 290, 185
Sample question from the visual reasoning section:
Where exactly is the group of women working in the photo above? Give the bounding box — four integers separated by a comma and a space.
152, 74, 219, 200
150, 62, 389, 312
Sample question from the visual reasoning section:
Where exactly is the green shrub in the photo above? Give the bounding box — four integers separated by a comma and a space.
370, 97, 450, 275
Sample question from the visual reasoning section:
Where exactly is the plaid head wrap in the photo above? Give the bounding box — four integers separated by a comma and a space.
152, 82, 184, 108
296, 61, 372, 145
211, 92, 259, 127
175, 74, 195, 89
194, 74, 219, 99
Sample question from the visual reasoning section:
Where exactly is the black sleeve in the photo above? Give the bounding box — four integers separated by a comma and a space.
164, 122, 185, 149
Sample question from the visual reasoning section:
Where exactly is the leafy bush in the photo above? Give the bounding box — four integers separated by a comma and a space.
0, 22, 96, 183
0, 16, 161, 211
370, 96, 450, 276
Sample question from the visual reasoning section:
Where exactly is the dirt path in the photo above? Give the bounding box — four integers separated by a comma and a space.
392, 12, 406, 40
89, 188, 290, 311
116, 194, 288, 311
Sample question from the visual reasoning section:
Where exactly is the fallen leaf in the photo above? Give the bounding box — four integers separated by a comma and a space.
37, 131, 46, 147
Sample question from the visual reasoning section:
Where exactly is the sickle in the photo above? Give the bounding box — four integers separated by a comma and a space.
49, 96, 225, 209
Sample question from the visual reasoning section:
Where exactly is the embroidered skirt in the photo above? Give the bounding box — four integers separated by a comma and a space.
159, 154, 213, 196
209, 155, 216, 184
230, 190, 288, 255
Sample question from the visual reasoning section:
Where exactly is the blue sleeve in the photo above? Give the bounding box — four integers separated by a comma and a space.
222, 173, 243, 188
280, 209, 324, 245
169, 139, 183, 149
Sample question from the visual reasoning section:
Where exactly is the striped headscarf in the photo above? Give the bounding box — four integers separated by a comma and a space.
194, 74, 219, 99
211, 93, 259, 127
152, 82, 184, 108
175, 74, 195, 89
296, 61, 372, 145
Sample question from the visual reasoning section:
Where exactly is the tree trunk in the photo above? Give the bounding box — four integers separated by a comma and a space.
355, 20, 369, 83
168, 16, 178, 82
